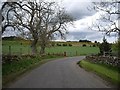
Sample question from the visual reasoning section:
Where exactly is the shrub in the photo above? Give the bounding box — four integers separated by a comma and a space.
51, 43, 55, 46
93, 45, 96, 47
82, 44, 86, 47
69, 44, 72, 46
63, 43, 67, 46
56, 43, 61, 46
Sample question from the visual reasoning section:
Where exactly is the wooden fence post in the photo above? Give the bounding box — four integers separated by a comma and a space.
28, 46, 30, 54
76, 51, 77, 56
20, 43, 22, 55
20, 48, 22, 55
64, 52, 66, 56
9, 46, 11, 55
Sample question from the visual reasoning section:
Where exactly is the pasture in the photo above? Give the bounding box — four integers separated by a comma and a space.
2, 40, 99, 56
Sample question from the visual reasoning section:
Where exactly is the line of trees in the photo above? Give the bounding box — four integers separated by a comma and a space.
1, 0, 73, 55
79, 40, 91, 43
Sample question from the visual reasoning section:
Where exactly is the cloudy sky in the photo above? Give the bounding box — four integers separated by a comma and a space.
1, 0, 118, 43
55, 0, 118, 43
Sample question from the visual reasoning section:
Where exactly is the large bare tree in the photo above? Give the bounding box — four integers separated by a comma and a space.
1, 1, 73, 55
2, 1, 41, 54
89, 1, 120, 57
38, 3, 73, 54
90, 1, 120, 37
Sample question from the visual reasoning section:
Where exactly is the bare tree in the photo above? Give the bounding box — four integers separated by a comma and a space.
2, 1, 52, 54
35, 2, 73, 54
2, 2, 38, 54
89, 0, 120, 57
89, 1, 120, 37
1, 1, 73, 55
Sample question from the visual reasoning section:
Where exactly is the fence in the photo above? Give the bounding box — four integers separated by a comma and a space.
2, 45, 83, 57
2, 42, 99, 56
2, 45, 31, 55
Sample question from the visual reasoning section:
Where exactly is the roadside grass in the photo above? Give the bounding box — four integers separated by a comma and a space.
2, 55, 64, 87
78, 60, 120, 85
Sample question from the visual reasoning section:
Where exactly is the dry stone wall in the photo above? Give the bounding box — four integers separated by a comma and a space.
86, 55, 120, 67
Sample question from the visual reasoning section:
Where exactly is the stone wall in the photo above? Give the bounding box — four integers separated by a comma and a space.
86, 55, 120, 67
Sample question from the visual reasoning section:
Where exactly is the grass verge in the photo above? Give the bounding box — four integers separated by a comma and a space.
78, 60, 120, 86
2, 55, 64, 87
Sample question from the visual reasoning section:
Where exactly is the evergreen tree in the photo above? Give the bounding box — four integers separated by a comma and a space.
99, 36, 112, 55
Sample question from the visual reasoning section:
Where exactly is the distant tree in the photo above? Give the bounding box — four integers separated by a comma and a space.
94, 41, 97, 43
68, 44, 72, 46
99, 37, 112, 55
93, 44, 96, 47
57, 43, 61, 46
51, 42, 55, 47
79, 40, 91, 42
82, 44, 86, 47
63, 43, 67, 46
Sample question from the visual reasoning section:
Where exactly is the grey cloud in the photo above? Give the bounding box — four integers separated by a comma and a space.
68, 32, 86, 40
66, 30, 116, 42
67, 31, 97, 41
64, 2, 96, 20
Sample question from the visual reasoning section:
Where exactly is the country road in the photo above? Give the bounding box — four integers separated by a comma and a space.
7, 56, 112, 88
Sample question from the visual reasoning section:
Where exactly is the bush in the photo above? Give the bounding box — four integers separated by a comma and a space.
56, 43, 61, 46
69, 44, 72, 46
82, 44, 86, 47
93, 45, 96, 47
63, 43, 67, 46
51, 43, 55, 46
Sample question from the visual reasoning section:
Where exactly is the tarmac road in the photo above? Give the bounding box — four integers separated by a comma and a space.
8, 56, 112, 88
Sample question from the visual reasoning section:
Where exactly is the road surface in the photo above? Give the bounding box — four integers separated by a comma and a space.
8, 56, 112, 88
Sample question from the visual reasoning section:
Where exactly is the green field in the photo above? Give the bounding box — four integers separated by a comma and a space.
46, 46, 99, 56
2, 40, 99, 56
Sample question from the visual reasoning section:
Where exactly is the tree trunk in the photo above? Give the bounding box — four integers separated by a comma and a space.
118, 31, 120, 58
40, 45, 45, 55
117, 3, 120, 68
31, 39, 38, 55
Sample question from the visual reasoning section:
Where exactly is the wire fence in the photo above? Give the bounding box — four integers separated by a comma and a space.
2, 45, 84, 57
2, 45, 31, 55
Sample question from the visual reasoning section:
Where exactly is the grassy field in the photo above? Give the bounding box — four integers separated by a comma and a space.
79, 60, 120, 85
46, 46, 99, 56
2, 40, 99, 56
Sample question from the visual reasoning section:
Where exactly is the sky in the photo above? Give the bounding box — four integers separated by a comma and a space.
56, 0, 118, 43
1, 0, 118, 43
